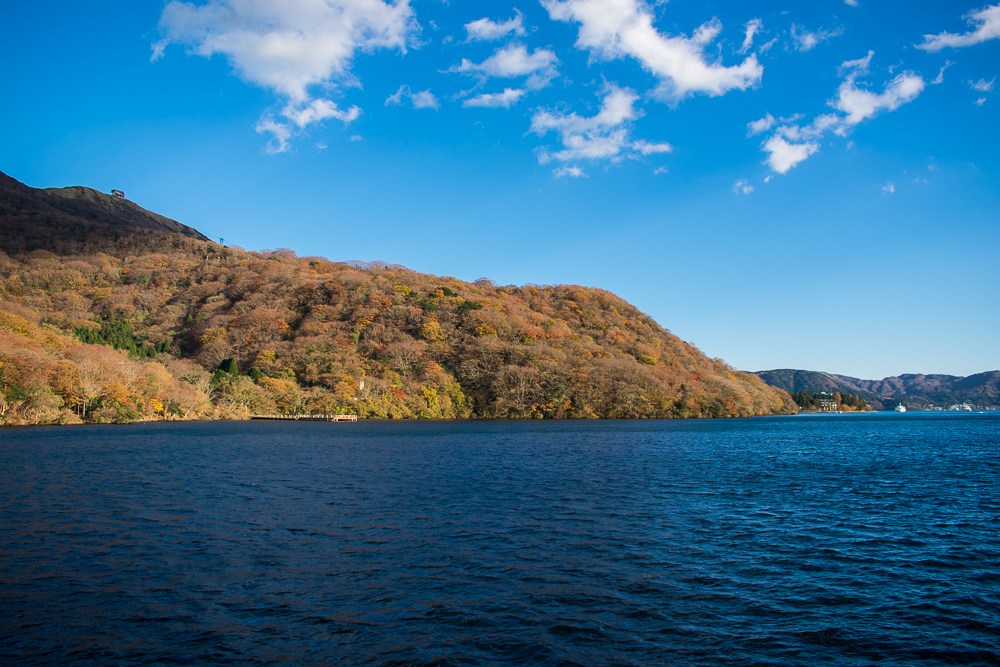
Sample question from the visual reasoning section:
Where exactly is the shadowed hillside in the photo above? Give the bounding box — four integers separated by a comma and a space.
0, 171, 208, 258
0, 170, 796, 424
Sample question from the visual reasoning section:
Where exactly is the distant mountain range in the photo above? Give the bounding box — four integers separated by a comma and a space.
753, 369, 1000, 410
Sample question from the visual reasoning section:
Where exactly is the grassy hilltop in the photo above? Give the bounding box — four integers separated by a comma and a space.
0, 171, 796, 425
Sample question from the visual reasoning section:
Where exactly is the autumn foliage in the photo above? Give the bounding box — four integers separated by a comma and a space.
0, 171, 796, 424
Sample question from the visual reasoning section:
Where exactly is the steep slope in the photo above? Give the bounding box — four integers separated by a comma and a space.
0, 170, 208, 258
44, 185, 208, 240
0, 171, 796, 423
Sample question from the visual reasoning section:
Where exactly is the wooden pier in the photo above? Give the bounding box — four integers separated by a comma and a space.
250, 414, 358, 422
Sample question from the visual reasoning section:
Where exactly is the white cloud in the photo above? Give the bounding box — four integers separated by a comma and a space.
451, 44, 559, 90
464, 11, 526, 41
844, 0, 859, 7
316, 142, 328, 150
975, 97, 987, 106
928, 163, 939, 171
758, 36, 778, 53
255, 117, 293, 154
284, 98, 361, 127
882, 183, 895, 194
791, 24, 844, 52
654, 166, 669, 175
747, 112, 803, 136
764, 175, 772, 182
386, 85, 440, 109
255, 98, 361, 153
463, 88, 527, 108
931, 60, 954, 84
747, 113, 802, 137
831, 56, 925, 126
762, 136, 820, 174
150, 40, 167, 62
541, 0, 762, 101
632, 139, 673, 155
733, 179, 754, 194
530, 84, 671, 166
554, 166, 587, 178
970, 77, 996, 91
837, 50, 873, 76
748, 113, 776, 135
410, 90, 440, 109
916, 4, 1000, 51
739, 19, 762, 54
349, 134, 363, 141
385, 85, 406, 106
156, 0, 416, 152
755, 53, 925, 174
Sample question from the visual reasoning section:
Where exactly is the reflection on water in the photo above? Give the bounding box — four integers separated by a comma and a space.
1, 414, 998, 666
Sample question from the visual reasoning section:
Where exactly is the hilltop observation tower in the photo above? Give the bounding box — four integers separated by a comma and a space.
111, 189, 125, 200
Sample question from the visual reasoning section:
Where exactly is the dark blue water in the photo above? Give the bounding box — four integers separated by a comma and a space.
1, 413, 998, 666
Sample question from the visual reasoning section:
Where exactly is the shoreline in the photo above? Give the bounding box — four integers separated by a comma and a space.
4, 409, 996, 429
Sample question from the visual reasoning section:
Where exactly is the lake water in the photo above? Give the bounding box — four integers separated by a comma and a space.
1, 413, 998, 666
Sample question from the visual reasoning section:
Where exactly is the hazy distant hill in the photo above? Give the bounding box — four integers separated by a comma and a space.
0, 170, 796, 424
754, 368, 1000, 409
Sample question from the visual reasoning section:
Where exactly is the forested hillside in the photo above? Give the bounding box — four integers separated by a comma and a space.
0, 171, 796, 424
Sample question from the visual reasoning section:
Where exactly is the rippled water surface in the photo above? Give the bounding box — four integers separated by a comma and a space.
2, 414, 999, 666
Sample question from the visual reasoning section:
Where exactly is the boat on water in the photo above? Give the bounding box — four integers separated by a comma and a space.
895, 404, 907, 413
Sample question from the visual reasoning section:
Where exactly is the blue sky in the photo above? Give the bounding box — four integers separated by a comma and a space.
2, 0, 998, 379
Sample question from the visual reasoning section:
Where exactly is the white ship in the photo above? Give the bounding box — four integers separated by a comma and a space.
894, 404, 906, 413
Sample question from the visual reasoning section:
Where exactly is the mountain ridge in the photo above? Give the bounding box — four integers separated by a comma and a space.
753, 368, 1000, 409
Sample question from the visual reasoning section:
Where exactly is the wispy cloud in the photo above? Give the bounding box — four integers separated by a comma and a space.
155, 0, 416, 153
739, 19, 763, 54
931, 60, 954, 84
733, 179, 754, 194
756, 52, 924, 174
975, 97, 987, 106
791, 24, 844, 51
541, 0, 762, 101
464, 11, 526, 41
969, 77, 996, 91
530, 84, 672, 173
463, 88, 526, 108
830, 52, 925, 126
554, 166, 587, 178
386, 85, 440, 109
916, 3, 1000, 51
450, 44, 559, 90
747, 112, 802, 137
882, 183, 895, 194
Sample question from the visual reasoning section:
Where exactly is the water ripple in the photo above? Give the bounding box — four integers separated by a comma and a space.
1, 413, 998, 665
